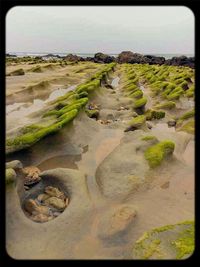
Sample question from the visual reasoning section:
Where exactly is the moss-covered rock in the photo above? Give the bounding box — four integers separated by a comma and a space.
145, 109, 165, 120
85, 109, 99, 119
144, 140, 175, 168
6, 109, 78, 151
130, 89, 143, 99
154, 101, 176, 110
178, 119, 194, 134
128, 115, 146, 128
6, 168, 16, 184
179, 109, 194, 121
134, 97, 147, 109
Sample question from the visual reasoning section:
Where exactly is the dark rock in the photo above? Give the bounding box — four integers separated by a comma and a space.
167, 120, 176, 127
165, 56, 194, 68
6, 53, 17, 57
117, 51, 165, 65
94, 52, 115, 63
144, 55, 165, 65
64, 54, 84, 62
43, 53, 61, 58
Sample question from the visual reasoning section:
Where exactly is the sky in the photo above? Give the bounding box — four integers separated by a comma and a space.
6, 6, 194, 55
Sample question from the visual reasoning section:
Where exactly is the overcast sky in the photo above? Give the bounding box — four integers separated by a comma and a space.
6, 6, 194, 55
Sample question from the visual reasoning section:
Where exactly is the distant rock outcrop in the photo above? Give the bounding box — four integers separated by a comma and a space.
117, 51, 165, 65
165, 56, 194, 68
64, 54, 85, 62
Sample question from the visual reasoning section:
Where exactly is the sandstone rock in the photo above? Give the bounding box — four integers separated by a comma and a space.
6, 160, 23, 170
98, 205, 137, 238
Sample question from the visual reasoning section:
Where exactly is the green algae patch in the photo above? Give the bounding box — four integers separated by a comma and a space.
167, 87, 184, 100
130, 89, 143, 99
179, 109, 194, 121
128, 115, 146, 128
145, 109, 165, 120
144, 140, 175, 168
134, 97, 147, 109
132, 221, 194, 259
154, 101, 176, 110
185, 85, 194, 98
171, 222, 194, 259
141, 135, 158, 142
178, 119, 194, 134
6, 168, 16, 185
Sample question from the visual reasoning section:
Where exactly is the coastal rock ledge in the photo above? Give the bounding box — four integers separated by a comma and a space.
62, 51, 194, 68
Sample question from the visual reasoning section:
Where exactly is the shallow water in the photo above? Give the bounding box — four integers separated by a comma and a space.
6, 84, 77, 132
111, 76, 120, 88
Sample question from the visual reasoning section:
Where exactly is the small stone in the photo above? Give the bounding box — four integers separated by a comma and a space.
146, 122, 153, 129
37, 193, 50, 202
24, 199, 50, 216
23, 166, 41, 186
44, 186, 65, 199
44, 197, 66, 210
167, 120, 176, 127
24, 186, 30, 190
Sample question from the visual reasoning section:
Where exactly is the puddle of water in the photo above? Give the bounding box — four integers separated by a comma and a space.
111, 77, 120, 88
47, 85, 76, 101
6, 84, 77, 133
37, 154, 81, 171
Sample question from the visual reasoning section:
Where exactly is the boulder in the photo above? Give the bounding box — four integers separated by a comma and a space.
93, 52, 115, 63
117, 51, 143, 64
64, 54, 84, 62
144, 55, 165, 65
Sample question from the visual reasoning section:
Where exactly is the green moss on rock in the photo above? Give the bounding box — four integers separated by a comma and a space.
134, 97, 147, 109
6, 109, 78, 149
141, 135, 158, 142
128, 115, 146, 128
178, 119, 194, 134
85, 109, 99, 119
145, 109, 165, 120
154, 101, 176, 110
144, 140, 175, 168
6, 168, 16, 184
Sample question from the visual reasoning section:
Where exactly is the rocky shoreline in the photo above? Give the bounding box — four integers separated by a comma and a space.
6, 50, 195, 68
6, 58, 194, 259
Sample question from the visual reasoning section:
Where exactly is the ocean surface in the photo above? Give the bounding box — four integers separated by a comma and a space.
7, 52, 194, 60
